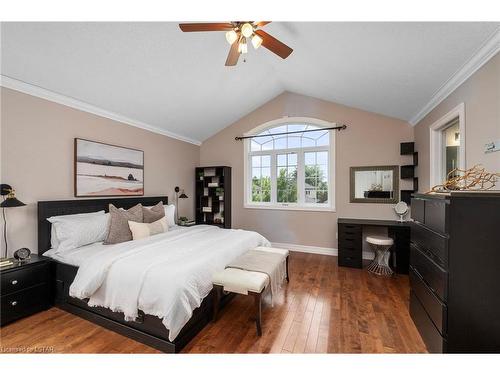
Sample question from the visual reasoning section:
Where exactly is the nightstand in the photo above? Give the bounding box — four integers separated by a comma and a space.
1, 254, 52, 326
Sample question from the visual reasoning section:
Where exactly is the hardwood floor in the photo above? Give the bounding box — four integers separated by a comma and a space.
0, 252, 426, 354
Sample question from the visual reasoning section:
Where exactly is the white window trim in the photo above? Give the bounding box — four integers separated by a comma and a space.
243, 117, 336, 212
429, 103, 466, 187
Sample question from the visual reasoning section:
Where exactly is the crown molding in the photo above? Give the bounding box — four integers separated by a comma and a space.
0, 75, 202, 146
409, 28, 500, 126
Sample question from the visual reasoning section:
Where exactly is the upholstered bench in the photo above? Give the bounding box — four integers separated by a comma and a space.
212, 246, 290, 336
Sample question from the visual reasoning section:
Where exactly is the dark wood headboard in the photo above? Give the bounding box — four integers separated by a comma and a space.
37, 196, 168, 255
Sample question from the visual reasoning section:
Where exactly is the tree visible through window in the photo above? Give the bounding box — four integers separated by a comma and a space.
246, 121, 333, 209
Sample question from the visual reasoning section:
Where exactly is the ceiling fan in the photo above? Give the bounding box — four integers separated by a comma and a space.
178, 21, 293, 66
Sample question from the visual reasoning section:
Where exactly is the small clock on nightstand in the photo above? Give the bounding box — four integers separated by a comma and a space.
0, 254, 52, 326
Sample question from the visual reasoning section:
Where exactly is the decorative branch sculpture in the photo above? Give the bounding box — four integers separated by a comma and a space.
427, 164, 500, 193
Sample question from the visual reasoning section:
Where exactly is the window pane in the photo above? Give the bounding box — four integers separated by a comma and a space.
288, 136, 301, 148
261, 140, 273, 151
252, 167, 261, 179
316, 133, 329, 146
301, 137, 315, 148
261, 155, 271, 167
251, 140, 261, 151
304, 151, 328, 205
274, 136, 287, 150
276, 153, 298, 203
305, 152, 316, 165
261, 167, 271, 178
252, 155, 261, 167
317, 151, 328, 165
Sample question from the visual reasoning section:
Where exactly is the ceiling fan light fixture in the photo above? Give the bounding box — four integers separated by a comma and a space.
238, 38, 248, 54
241, 23, 254, 38
251, 34, 263, 49
225, 30, 238, 45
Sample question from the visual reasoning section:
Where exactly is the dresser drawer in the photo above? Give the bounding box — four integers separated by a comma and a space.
411, 198, 425, 223
410, 291, 446, 353
1, 283, 50, 326
411, 222, 448, 267
410, 267, 447, 335
1, 263, 49, 296
410, 244, 447, 302
424, 199, 448, 235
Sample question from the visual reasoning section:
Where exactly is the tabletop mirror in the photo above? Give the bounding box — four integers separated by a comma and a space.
350, 165, 399, 203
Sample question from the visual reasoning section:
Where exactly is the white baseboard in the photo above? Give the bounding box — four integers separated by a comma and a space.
270, 242, 375, 260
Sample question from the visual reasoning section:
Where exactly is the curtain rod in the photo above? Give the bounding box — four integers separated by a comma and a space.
235, 124, 347, 141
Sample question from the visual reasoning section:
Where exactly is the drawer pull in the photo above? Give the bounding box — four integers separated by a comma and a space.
11, 301, 18, 306
11, 280, 18, 285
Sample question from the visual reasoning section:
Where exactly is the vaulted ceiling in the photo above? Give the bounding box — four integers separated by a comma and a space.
1, 22, 498, 144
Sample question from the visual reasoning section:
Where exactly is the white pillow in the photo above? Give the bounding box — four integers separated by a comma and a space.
128, 217, 168, 240
145, 204, 176, 227
164, 204, 176, 227
48, 210, 105, 249
48, 212, 109, 253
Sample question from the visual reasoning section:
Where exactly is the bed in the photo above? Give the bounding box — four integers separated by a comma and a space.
38, 196, 269, 353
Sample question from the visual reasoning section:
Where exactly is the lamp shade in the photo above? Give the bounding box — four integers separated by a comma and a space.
179, 192, 188, 199
0, 197, 26, 208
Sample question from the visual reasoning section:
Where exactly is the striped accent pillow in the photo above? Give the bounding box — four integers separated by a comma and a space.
128, 217, 168, 240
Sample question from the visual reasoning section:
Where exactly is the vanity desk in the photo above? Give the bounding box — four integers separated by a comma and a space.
337, 218, 410, 273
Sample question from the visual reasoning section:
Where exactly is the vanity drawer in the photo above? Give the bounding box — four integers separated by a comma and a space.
410, 267, 447, 335
411, 222, 448, 266
410, 244, 447, 302
338, 224, 362, 233
1, 283, 50, 326
410, 291, 446, 353
338, 254, 362, 269
1, 263, 49, 296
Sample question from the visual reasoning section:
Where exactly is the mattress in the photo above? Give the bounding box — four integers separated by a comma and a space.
44, 225, 186, 267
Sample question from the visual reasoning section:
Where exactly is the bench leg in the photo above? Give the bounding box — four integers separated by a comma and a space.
250, 291, 262, 336
286, 256, 290, 283
212, 285, 222, 322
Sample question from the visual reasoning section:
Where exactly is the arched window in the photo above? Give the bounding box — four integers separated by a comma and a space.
244, 118, 335, 211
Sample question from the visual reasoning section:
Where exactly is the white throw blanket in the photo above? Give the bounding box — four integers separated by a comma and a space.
69, 225, 270, 341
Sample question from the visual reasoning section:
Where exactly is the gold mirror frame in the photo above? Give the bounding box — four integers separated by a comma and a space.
350, 165, 399, 204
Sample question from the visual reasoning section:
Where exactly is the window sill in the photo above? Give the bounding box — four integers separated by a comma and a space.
244, 203, 336, 212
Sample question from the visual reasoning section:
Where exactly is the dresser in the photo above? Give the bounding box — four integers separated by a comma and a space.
409, 192, 500, 353
1, 255, 52, 326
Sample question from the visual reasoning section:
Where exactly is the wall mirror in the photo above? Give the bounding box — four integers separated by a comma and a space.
350, 166, 399, 203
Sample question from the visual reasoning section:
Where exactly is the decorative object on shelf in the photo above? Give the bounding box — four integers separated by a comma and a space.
74, 138, 144, 197
13, 247, 31, 263
174, 186, 189, 223
427, 164, 500, 193
394, 201, 409, 222
0, 184, 26, 259
400, 141, 418, 205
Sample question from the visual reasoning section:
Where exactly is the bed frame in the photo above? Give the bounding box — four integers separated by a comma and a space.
38, 196, 232, 353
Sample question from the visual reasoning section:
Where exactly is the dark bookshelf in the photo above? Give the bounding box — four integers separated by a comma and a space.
195, 166, 231, 228
400, 142, 418, 205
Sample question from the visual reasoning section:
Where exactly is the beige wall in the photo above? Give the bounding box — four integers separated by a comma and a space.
200, 92, 413, 249
0, 88, 200, 255
414, 53, 500, 192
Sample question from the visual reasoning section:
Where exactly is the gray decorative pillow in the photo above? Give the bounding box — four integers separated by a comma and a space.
143, 201, 165, 223
104, 203, 143, 244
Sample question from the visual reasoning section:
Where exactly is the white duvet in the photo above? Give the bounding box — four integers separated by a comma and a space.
69, 225, 270, 341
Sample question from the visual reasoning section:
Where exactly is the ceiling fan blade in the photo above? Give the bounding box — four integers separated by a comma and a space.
179, 23, 234, 32
254, 21, 271, 27
225, 40, 240, 66
254, 29, 293, 59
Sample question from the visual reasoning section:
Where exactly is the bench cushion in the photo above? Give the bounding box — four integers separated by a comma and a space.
213, 268, 269, 295
253, 246, 289, 257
